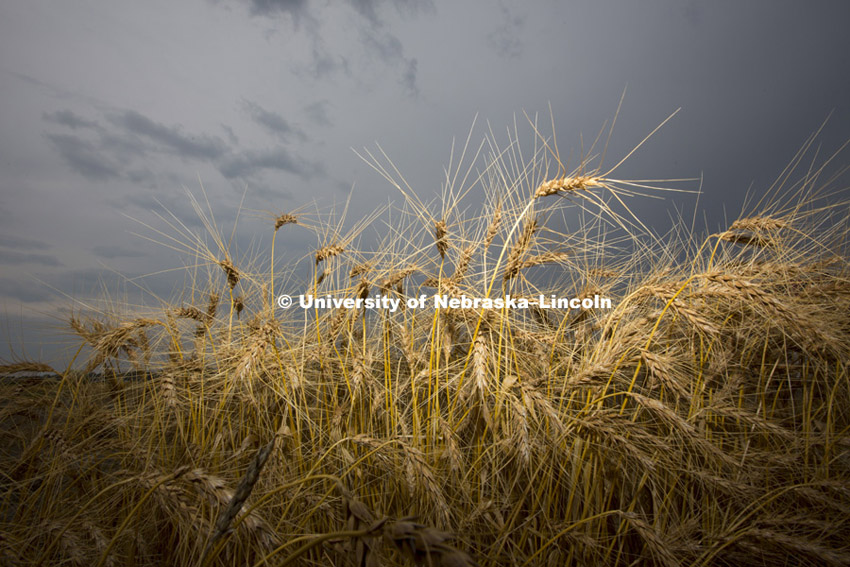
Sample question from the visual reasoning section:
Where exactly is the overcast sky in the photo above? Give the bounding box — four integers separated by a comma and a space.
1, 0, 849, 366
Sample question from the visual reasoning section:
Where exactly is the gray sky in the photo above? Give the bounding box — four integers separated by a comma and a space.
1, 0, 849, 366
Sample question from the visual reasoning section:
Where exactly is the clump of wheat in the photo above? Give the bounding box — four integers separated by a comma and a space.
3, 111, 849, 567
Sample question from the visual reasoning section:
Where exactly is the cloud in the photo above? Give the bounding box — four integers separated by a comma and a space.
401, 58, 418, 96
361, 31, 403, 63
304, 100, 332, 126
241, 101, 307, 142
347, 0, 383, 26
44, 108, 238, 185
0, 249, 62, 267
233, 0, 424, 92
244, 0, 308, 21
241, 0, 433, 26
91, 245, 147, 259
125, 168, 159, 188
42, 108, 317, 191
296, 40, 350, 80
110, 110, 229, 160
221, 124, 239, 145
96, 131, 150, 162
360, 31, 419, 95
43, 109, 100, 130
487, 3, 526, 59
347, 0, 435, 27
0, 234, 50, 251
45, 133, 121, 181
0, 278, 51, 303
218, 147, 322, 179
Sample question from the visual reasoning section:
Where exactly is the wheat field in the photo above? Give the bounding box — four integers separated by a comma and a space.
2, 116, 849, 566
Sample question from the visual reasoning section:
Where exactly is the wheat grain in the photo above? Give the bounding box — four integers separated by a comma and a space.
471, 333, 490, 395
504, 217, 538, 281
382, 264, 418, 292
434, 219, 449, 259
316, 243, 344, 265
219, 258, 240, 289
718, 230, 771, 247
534, 175, 602, 198
451, 245, 475, 283
274, 213, 298, 231
730, 216, 788, 232
484, 203, 502, 250
349, 262, 372, 278
518, 249, 571, 270
203, 440, 278, 556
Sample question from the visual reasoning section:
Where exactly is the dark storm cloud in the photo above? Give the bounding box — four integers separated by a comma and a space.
233, 0, 423, 93
0, 278, 51, 303
360, 32, 419, 95
401, 58, 417, 96
96, 131, 150, 161
218, 147, 322, 179
221, 124, 239, 145
301, 42, 349, 79
43, 110, 100, 131
0, 234, 50, 251
125, 168, 159, 188
345, 0, 435, 95
0, 249, 62, 267
109, 110, 229, 160
244, 0, 308, 20
42, 105, 324, 191
42, 109, 147, 181
241, 101, 307, 142
360, 32, 402, 65
347, 0, 384, 26
304, 100, 332, 126
347, 0, 435, 26
91, 245, 147, 259
46, 133, 121, 181
242, 0, 432, 25
487, 2, 526, 59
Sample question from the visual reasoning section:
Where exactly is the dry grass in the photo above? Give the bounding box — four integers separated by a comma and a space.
2, 113, 849, 567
